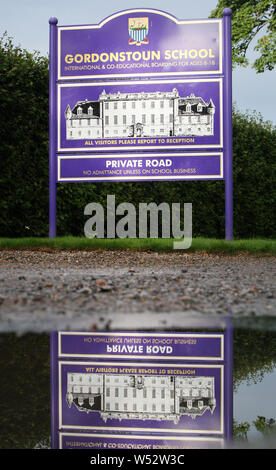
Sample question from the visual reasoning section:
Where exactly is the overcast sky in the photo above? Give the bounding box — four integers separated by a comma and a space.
1, 0, 275, 123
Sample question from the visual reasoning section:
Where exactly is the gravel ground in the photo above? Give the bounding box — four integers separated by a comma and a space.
0, 249, 275, 332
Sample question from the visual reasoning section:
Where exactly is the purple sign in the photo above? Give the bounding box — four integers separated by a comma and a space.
60, 432, 224, 449
58, 153, 223, 182
57, 79, 223, 152
58, 361, 224, 435
58, 332, 224, 361
49, 8, 233, 241
57, 10, 223, 80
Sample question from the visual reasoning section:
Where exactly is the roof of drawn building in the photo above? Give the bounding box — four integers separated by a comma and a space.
71, 100, 100, 118
178, 95, 215, 114
99, 89, 179, 100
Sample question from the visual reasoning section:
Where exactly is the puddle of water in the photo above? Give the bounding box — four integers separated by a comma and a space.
0, 320, 276, 449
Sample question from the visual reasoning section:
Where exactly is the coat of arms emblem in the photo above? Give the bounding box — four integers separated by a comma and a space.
128, 17, 149, 45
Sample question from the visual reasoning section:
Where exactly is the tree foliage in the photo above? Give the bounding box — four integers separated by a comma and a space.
0, 33, 49, 237
253, 416, 276, 436
233, 419, 251, 440
1, 329, 276, 447
210, 0, 276, 72
233, 328, 276, 389
0, 333, 50, 449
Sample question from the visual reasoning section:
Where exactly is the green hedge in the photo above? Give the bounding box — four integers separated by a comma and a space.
0, 35, 275, 238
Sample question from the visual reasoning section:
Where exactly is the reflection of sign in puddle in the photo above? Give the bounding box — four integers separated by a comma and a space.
51, 327, 232, 447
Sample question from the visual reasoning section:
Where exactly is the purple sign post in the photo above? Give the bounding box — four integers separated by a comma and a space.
223, 9, 233, 241
48, 8, 233, 240
50, 328, 233, 449
49, 17, 58, 238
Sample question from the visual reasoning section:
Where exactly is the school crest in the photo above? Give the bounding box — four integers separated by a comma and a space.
128, 18, 149, 46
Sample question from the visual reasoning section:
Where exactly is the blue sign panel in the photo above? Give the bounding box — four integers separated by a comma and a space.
57, 153, 223, 182
57, 79, 223, 153
49, 8, 233, 240
57, 10, 223, 80
50, 328, 233, 449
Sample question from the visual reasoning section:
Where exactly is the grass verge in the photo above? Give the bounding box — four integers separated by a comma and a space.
0, 237, 275, 254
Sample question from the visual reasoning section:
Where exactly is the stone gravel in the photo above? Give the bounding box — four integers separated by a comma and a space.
0, 249, 275, 332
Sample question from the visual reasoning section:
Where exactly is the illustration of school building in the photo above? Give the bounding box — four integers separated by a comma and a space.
65, 88, 215, 140
66, 372, 216, 423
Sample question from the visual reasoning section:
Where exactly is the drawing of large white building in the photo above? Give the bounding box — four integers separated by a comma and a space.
66, 372, 216, 423
65, 88, 215, 140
